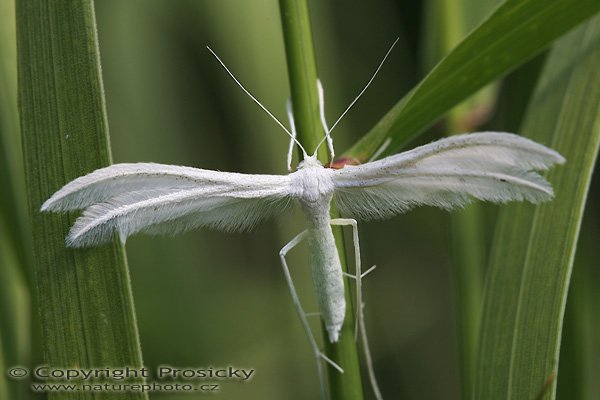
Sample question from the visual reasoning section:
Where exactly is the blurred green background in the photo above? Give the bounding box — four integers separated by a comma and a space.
1, 0, 599, 399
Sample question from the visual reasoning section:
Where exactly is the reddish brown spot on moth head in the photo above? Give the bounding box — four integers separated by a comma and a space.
328, 157, 361, 169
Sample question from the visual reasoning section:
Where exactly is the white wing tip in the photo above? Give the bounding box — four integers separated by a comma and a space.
538, 144, 565, 166
40, 201, 50, 212
66, 229, 122, 248
41, 196, 58, 212
41, 190, 78, 212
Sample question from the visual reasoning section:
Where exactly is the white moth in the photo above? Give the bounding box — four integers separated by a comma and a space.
41, 42, 564, 399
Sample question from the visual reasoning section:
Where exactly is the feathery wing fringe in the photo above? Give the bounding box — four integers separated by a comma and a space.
67, 189, 289, 247
332, 132, 565, 220
42, 163, 291, 247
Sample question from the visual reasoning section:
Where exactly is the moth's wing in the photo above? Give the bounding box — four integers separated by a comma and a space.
42, 162, 253, 211
332, 132, 565, 220
42, 163, 292, 247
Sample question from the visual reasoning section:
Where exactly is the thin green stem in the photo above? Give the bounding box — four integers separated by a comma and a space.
445, 47, 487, 400
425, 0, 492, 394
278, 0, 325, 157
449, 205, 484, 399
278, 1, 364, 399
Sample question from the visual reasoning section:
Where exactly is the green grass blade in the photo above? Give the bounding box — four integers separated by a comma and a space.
344, 0, 600, 161
474, 15, 600, 400
0, 221, 30, 400
558, 215, 600, 399
0, 0, 27, 243
278, 1, 364, 399
0, 0, 31, 284
17, 1, 146, 398
0, 333, 8, 400
0, 0, 32, 398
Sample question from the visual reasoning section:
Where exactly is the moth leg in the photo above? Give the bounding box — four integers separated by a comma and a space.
316, 79, 335, 162
286, 99, 297, 172
305, 312, 322, 318
343, 265, 377, 280
330, 218, 383, 400
330, 218, 363, 339
342, 263, 377, 337
279, 231, 343, 399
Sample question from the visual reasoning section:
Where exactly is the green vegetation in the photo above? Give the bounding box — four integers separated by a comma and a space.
1, 0, 598, 399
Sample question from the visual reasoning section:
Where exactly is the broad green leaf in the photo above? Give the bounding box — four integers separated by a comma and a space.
474, 15, 600, 400
345, 0, 600, 161
17, 1, 146, 399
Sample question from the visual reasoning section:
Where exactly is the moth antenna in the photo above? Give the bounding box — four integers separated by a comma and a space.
207, 46, 307, 156
329, 37, 400, 134
286, 99, 307, 170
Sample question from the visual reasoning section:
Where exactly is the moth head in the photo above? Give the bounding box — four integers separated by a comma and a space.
296, 155, 323, 170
